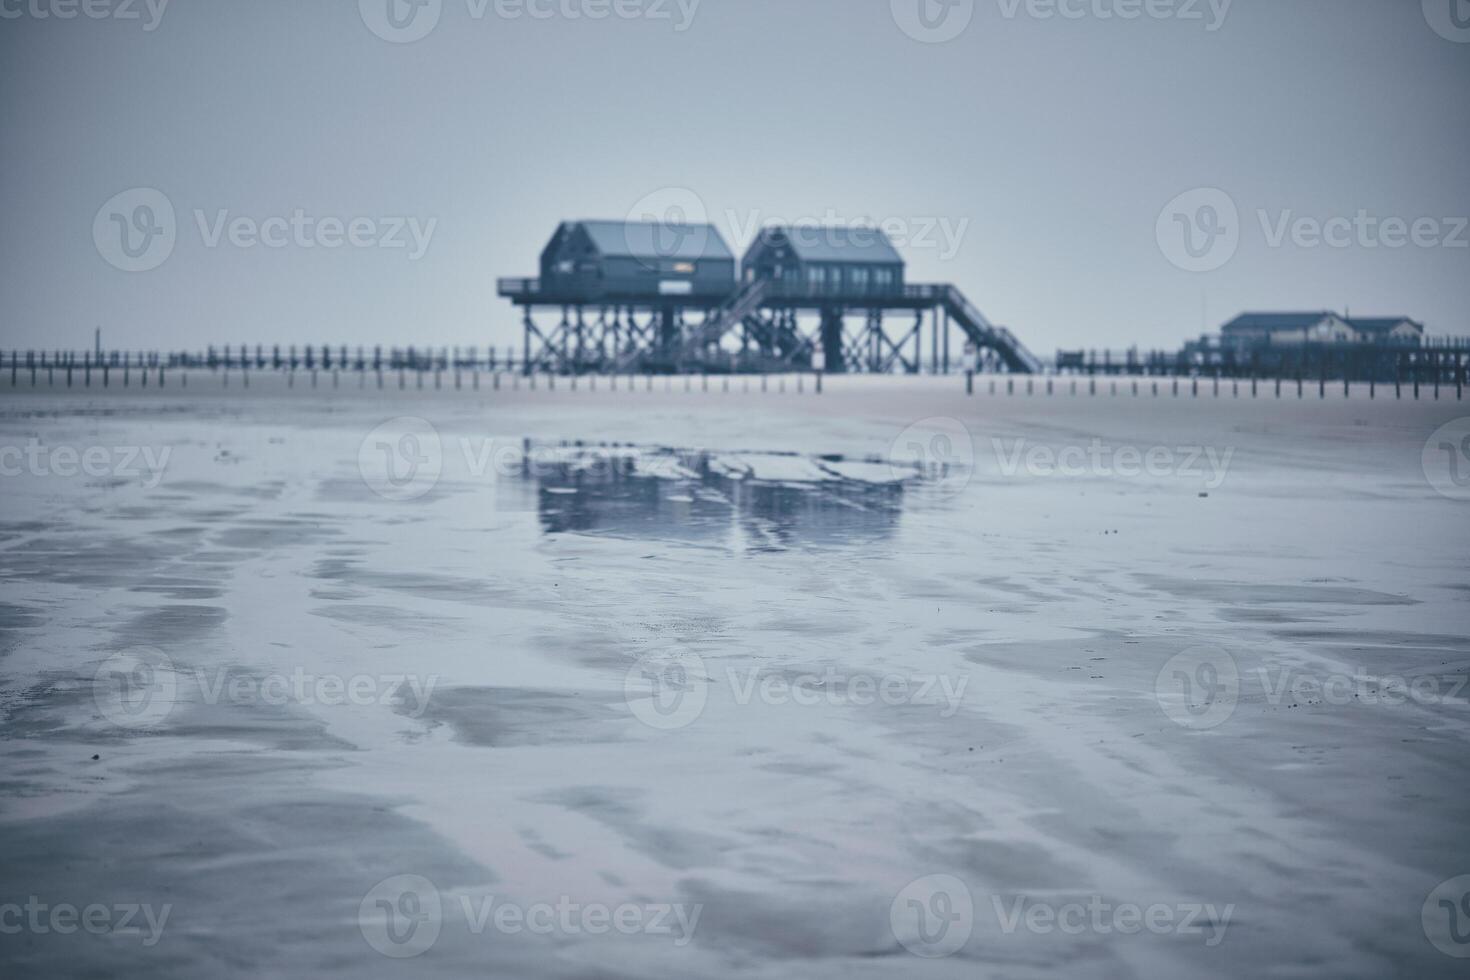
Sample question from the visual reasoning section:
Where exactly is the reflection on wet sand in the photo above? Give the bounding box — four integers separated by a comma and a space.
511, 446, 913, 550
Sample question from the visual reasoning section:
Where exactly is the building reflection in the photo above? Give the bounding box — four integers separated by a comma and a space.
510, 447, 907, 550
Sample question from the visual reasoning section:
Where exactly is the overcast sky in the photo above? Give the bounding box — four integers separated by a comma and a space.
1, 0, 1467, 356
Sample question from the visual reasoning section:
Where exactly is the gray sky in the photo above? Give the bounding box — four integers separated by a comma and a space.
1, 0, 1467, 356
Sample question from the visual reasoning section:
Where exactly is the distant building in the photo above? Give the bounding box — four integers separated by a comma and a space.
1221, 312, 1423, 347
1345, 317, 1425, 344
741, 225, 905, 299
538, 219, 736, 301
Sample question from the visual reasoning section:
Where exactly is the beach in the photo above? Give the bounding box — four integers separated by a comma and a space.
1, 375, 1468, 978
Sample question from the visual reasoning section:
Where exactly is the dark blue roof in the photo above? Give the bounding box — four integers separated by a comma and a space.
754, 225, 904, 265
1222, 312, 1340, 333
576, 220, 734, 262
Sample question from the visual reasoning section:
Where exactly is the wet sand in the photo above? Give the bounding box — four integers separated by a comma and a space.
1, 376, 1468, 977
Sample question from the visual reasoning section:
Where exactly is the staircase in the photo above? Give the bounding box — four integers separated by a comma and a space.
939, 285, 1042, 374
678, 278, 769, 360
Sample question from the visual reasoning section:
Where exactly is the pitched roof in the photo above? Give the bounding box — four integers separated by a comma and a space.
576, 220, 734, 262
758, 225, 904, 265
1348, 317, 1423, 335
1221, 312, 1341, 333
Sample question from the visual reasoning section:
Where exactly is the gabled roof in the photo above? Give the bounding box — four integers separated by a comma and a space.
757, 225, 904, 265
576, 220, 734, 262
1221, 312, 1341, 333
1348, 317, 1424, 335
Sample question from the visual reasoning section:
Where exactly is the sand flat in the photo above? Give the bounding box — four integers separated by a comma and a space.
1, 377, 1467, 978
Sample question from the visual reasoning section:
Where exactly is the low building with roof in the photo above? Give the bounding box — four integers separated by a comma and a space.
1221, 312, 1423, 347
538, 219, 736, 301
741, 225, 905, 299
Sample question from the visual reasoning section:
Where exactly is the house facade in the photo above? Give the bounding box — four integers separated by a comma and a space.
1221, 312, 1424, 347
539, 220, 736, 302
741, 225, 905, 300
